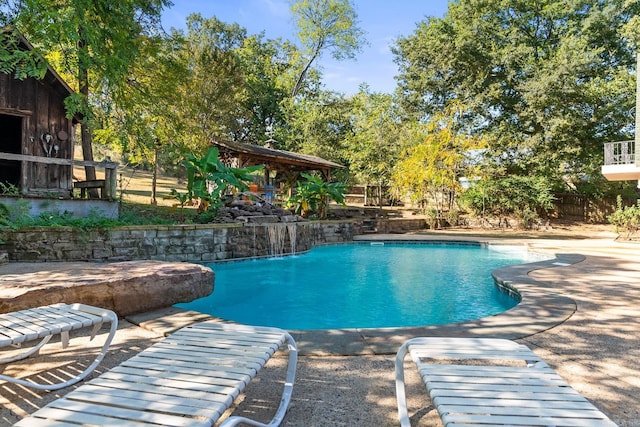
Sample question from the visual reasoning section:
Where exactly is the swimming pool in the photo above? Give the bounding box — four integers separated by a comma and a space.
177, 242, 549, 330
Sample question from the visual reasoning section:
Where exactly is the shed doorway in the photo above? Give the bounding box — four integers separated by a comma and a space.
0, 114, 22, 187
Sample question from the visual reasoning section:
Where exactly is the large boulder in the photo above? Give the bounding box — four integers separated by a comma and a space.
0, 260, 214, 316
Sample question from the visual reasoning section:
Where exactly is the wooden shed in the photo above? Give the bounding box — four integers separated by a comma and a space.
0, 35, 78, 197
0, 34, 117, 202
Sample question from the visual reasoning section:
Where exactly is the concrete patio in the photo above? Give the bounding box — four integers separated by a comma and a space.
0, 228, 638, 426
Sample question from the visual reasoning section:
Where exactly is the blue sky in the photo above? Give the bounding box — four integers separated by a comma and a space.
161, 0, 450, 95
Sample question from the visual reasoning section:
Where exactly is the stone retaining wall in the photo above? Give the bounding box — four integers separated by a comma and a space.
0, 220, 359, 262
0, 218, 426, 263
375, 218, 427, 233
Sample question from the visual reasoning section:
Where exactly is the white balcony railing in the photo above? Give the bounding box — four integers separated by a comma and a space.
603, 140, 636, 166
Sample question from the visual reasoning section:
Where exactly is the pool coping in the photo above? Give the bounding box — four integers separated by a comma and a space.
128, 235, 582, 356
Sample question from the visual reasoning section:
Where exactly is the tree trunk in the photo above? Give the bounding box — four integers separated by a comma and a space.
151, 146, 158, 205
77, 27, 98, 198
292, 48, 320, 98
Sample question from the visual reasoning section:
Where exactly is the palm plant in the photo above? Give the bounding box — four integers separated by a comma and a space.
172, 147, 263, 214
287, 173, 346, 219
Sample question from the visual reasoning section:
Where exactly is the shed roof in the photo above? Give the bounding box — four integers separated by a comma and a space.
213, 140, 345, 173
2, 28, 80, 121
20, 37, 74, 95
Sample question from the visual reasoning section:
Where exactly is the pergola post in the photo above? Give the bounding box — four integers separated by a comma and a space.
264, 166, 270, 187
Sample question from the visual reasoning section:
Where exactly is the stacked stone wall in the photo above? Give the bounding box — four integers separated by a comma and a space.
0, 221, 358, 262
0, 218, 426, 262
375, 218, 427, 234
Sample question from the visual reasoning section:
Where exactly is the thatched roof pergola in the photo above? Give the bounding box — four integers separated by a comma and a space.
213, 140, 345, 185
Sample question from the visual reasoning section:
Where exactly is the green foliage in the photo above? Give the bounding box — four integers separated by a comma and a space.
63, 92, 91, 121
444, 207, 461, 228
5, 0, 171, 118
393, 0, 638, 185
235, 34, 296, 141
391, 107, 487, 217
172, 14, 247, 147
118, 203, 196, 225
168, 188, 192, 221
172, 147, 263, 214
0, 202, 197, 231
0, 204, 12, 229
286, 173, 346, 219
461, 175, 555, 228
0, 182, 20, 196
0, 30, 47, 79
424, 206, 461, 230
425, 208, 439, 230
344, 87, 401, 195
282, 91, 352, 159
290, 0, 366, 96
1, 199, 31, 223
160, 14, 301, 154
95, 34, 187, 169
5, 209, 116, 231
193, 209, 221, 224
608, 196, 640, 239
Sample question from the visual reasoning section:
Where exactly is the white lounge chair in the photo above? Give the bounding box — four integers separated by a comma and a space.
0, 303, 118, 391
15, 320, 298, 427
395, 337, 617, 427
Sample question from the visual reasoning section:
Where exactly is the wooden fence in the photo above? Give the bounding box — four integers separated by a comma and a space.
552, 193, 635, 223
346, 186, 636, 224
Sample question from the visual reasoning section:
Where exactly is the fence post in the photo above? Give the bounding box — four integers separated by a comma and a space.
104, 163, 118, 200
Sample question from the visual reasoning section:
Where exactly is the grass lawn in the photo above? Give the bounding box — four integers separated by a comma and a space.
73, 147, 198, 223
74, 163, 186, 207
73, 143, 188, 206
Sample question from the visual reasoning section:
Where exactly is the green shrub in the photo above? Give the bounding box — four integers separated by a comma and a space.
461, 175, 554, 228
0, 202, 191, 231
608, 195, 640, 239
0, 182, 20, 196
445, 208, 462, 228
425, 208, 439, 229
9, 209, 119, 231
285, 173, 346, 219
171, 147, 263, 215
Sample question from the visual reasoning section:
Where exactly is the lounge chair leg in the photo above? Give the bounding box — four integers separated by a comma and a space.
395, 341, 412, 427
0, 336, 52, 364
220, 335, 298, 427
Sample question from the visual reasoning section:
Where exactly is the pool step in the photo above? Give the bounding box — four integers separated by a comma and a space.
361, 218, 378, 233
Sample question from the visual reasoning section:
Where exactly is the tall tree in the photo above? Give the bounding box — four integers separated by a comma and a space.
392, 106, 487, 217
290, 0, 366, 97
283, 90, 352, 161
2, 0, 170, 190
172, 14, 247, 152
393, 0, 639, 192
620, 6, 640, 161
99, 32, 189, 201
344, 86, 402, 206
234, 34, 298, 143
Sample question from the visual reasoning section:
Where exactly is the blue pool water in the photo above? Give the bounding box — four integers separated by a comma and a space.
177, 243, 548, 330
